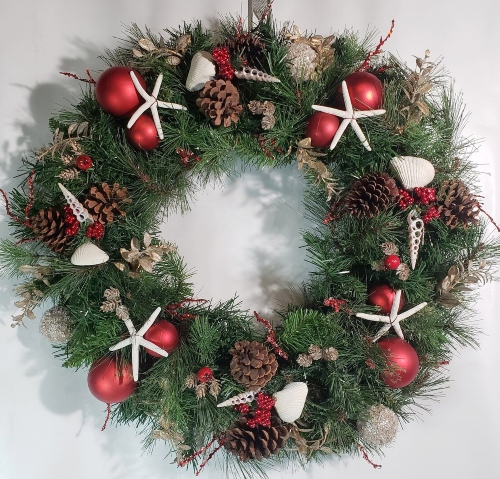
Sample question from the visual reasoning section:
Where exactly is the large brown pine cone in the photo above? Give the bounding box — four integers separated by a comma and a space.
224, 414, 290, 462
196, 79, 243, 127
31, 207, 72, 253
221, 34, 264, 66
229, 340, 278, 389
436, 179, 480, 228
83, 182, 129, 225
345, 172, 399, 218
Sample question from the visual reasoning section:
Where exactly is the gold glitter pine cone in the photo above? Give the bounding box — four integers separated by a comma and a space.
345, 173, 399, 218
436, 179, 480, 228
229, 340, 278, 389
32, 207, 73, 253
196, 79, 243, 127
83, 182, 129, 225
224, 414, 290, 462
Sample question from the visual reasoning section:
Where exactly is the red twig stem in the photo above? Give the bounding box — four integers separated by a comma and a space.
165, 298, 207, 320
178, 435, 225, 474
253, 311, 288, 360
0, 169, 36, 227
478, 204, 500, 232
357, 20, 395, 72
358, 444, 382, 469
101, 403, 111, 431
59, 69, 96, 85
195, 438, 226, 476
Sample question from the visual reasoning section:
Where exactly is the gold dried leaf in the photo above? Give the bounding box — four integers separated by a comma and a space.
138, 38, 157, 52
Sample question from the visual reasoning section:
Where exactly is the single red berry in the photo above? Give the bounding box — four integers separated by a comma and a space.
76, 155, 93, 170
384, 254, 401, 270
196, 366, 214, 383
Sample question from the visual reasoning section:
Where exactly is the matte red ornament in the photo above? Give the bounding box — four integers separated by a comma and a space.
368, 284, 405, 314
95, 66, 146, 118
384, 255, 401, 270
340, 72, 383, 110
378, 337, 419, 388
143, 320, 179, 357
87, 356, 135, 403
305, 112, 340, 148
197, 366, 214, 383
126, 114, 160, 151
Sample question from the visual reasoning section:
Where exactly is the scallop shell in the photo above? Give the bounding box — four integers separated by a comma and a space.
390, 156, 435, 189
185, 51, 216, 91
273, 382, 308, 423
71, 242, 109, 266
234, 67, 281, 83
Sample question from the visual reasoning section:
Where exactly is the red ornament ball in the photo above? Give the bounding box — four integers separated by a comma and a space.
126, 114, 160, 151
143, 320, 179, 357
341, 72, 383, 110
378, 338, 419, 388
384, 255, 401, 270
368, 284, 405, 314
76, 155, 93, 170
197, 366, 214, 383
95, 66, 146, 118
305, 112, 340, 148
87, 356, 135, 403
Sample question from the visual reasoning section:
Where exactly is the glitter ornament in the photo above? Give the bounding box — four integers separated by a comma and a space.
378, 338, 419, 388
357, 404, 398, 446
285, 42, 317, 81
39, 306, 72, 344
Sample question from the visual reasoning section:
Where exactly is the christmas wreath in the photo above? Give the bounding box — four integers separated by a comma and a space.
1, 5, 499, 477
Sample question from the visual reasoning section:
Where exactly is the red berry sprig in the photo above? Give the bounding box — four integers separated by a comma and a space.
234, 403, 251, 414
323, 297, 346, 312
414, 187, 436, 205
76, 155, 93, 170
212, 47, 234, 80
63, 205, 80, 236
246, 392, 275, 428
398, 188, 414, 209
197, 366, 214, 383
422, 205, 440, 224
86, 222, 105, 240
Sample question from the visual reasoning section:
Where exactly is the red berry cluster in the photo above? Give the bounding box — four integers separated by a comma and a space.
413, 187, 436, 205
86, 222, 104, 240
234, 403, 251, 414
63, 205, 80, 236
246, 393, 275, 428
176, 147, 201, 167
76, 154, 93, 170
323, 297, 346, 312
422, 205, 440, 224
398, 188, 414, 209
212, 47, 234, 80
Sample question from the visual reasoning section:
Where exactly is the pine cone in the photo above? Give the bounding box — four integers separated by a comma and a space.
436, 179, 480, 229
224, 414, 289, 462
83, 182, 129, 225
221, 34, 264, 66
345, 173, 399, 218
229, 340, 278, 389
196, 79, 243, 127
31, 207, 72, 253
308, 345, 323, 361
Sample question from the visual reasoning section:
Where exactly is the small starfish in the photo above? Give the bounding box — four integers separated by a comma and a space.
127, 72, 186, 140
356, 290, 427, 343
312, 80, 385, 151
109, 307, 168, 381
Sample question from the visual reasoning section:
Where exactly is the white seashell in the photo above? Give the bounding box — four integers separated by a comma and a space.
390, 156, 435, 190
273, 382, 308, 423
58, 183, 93, 223
217, 389, 260, 408
234, 67, 281, 83
408, 210, 424, 270
71, 242, 109, 266
186, 51, 216, 91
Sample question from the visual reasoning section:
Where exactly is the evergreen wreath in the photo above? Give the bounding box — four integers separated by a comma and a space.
1, 7, 499, 478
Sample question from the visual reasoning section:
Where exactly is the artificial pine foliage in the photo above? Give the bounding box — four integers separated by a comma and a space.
1, 11, 499, 479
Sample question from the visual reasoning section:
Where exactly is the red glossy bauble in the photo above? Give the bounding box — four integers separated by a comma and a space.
305, 112, 340, 148
384, 255, 401, 270
126, 114, 160, 151
197, 366, 214, 383
378, 338, 419, 388
368, 284, 405, 314
87, 356, 135, 403
144, 320, 179, 357
341, 72, 383, 110
95, 66, 146, 118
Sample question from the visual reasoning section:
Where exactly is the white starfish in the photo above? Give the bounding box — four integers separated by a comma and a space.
356, 290, 427, 343
312, 80, 385, 151
109, 307, 168, 381
127, 72, 187, 140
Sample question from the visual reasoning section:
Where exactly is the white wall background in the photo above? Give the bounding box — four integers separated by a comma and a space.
1, 1, 499, 478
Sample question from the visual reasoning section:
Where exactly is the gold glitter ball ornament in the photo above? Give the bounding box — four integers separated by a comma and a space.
39, 306, 72, 344
285, 42, 317, 81
357, 404, 398, 447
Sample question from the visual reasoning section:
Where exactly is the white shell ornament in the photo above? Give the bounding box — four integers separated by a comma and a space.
408, 209, 424, 270
234, 67, 281, 83
390, 156, 435, 190
185, 51, 216, 91
217, 389, 260, 408
70, 242, 109, 266
58, 183, 93, 223
273, 382, 308, 423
